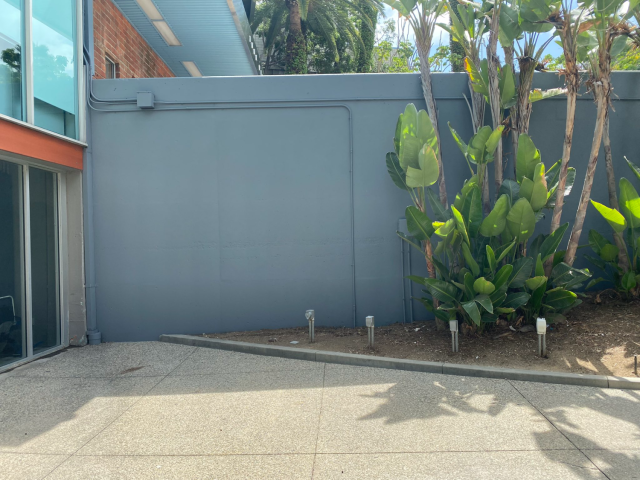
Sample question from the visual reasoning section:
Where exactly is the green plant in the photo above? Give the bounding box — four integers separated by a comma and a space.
586, 158, 640, 296
392, 122, 583, 330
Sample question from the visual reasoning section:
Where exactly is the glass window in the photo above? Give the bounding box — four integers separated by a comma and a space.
32, 0, 77, 138
0, 160, 26, 367
0, 0, 24, 121
29, 167, 60, 354
105, 56, 117, 79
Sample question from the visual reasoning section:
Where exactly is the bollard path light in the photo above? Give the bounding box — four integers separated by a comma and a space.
306, 310, 315, 343
450, 320, 459, 352
366, 316, 375, 347
536, 317, 547, 357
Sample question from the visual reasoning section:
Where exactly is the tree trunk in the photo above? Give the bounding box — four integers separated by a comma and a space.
565, 83, 608, 266
416, 37, 448, 207
448, 0, 465, 72
603, 112, 631, 272
284, 0, 307, 74
546, 66, 578, 275
356, 0, 377, 73
487, 3, 502, 203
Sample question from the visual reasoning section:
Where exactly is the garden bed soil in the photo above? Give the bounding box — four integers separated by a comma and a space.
205, 294, 640, 378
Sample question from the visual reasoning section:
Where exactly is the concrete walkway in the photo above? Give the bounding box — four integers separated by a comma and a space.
0, 342, 638, 479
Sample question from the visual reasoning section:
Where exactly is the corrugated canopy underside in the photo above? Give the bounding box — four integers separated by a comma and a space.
111, 0, 256, 77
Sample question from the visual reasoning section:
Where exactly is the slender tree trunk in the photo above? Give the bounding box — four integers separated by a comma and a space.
424, 239, 445, 330
565, 82, 608, 266
503, 45, 515, 73
546, 64, 578, 275
356, 0, 377, 73
416, 37, 448, 207
510, 57, 536, 176
603, 112, 631, 272
284, 0, 307, 74
487, 3, 502, 203
448, 0, 465, 72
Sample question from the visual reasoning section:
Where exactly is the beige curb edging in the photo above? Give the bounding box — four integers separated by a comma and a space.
159, 334, 640, 390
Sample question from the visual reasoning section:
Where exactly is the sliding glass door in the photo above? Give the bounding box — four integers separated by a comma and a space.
0, 158, 61, 368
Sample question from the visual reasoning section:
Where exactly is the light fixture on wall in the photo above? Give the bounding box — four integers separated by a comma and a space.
135, 0, 182, 46
182, 61, 203, 77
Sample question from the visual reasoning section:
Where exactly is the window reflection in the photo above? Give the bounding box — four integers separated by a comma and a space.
32, 0, 76, 138
0, 0, 24, 121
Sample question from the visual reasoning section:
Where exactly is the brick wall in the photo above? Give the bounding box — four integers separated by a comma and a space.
93, 0, 175, 79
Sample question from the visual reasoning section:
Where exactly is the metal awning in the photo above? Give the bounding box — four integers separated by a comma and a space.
110, 0, 260, 76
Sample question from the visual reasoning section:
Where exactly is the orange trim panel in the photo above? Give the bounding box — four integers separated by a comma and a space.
0, 118, 84, 170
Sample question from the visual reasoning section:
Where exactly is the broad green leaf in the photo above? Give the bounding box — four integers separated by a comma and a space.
399, 136, 422, 171
468, 126, 493, 164
393, 114, 402, 155
502, 292, 531, 309
406, 145, 439, 188
405, 206, 434, 240
625, 156, 640, 183
417, 109, 438, 156
600, 243, 620, 262
516, 134, 541, 183
529, 281, 547, 315
464, 57, 488, 96
486, 245, 497, 273
539, 223, 569, 261
386, 152, 409, 190
495, 241, 516, 263
406, 275, 427, 285
416, 298, 450, 322
509, 257, 534, 288
462, 300, 481, 326
499, 4, 521, 42
397, 231, 424, 253
462, 242, 480, 277
474, 294, 493, 313
463, 272, 475, 300
586, 277, 605, 290
590, 200, 627, 233
496, 307, 515, 314
480, 194, 509, 237
551, 262, 592, 288
448, 122, 468, 156
435, 218, 455, 238
619, 178, 640, 230
585, 254, 607, 270
519, 163, 548, 211
507, 198, 536, 242
529, 88, 567, 103
467, 186, 483, 238
432, 257, 450, 282
588, 229, 612, 255
401, 103, 418, 136
427, 188, 448, 221
535, 253, 545, 277
500, 68, 516, 109
493, 264, 513, 290
424, 278, 459, 304
544, 288, 577, 310
526, 276, 548, 291
473, 277, 496, 295
485, 126, 505, 155
499, 179, 520, 204
452, 206, 470, 245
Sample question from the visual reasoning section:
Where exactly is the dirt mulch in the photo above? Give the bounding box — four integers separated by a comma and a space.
205, 294, 640, 378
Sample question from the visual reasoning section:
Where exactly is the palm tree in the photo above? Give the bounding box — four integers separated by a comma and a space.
252, 0, 383, 74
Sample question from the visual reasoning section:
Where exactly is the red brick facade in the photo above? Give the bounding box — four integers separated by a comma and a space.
93, 0, 175, 79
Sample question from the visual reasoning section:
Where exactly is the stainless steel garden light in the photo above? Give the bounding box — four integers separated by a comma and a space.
450, 320, 459, 352
306, 310, 315, 343
536, 318, 547, 357
366, 316, 375, 347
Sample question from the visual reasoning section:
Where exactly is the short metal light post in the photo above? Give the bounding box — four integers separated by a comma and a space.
306, 310, 315, 343
537, 317, 547, 357
366, 316, 375, 347
450, 320, 459, 352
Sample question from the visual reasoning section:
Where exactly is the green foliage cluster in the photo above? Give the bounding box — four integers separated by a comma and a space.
388, 105, 587, 329
587, 159, 640, 295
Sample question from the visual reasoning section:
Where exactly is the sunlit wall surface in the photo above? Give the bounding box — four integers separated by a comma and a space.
0, 0, 24, 121
33, 0, 77, 138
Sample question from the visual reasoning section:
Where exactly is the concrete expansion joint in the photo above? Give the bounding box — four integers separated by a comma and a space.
158, 334, 640, 391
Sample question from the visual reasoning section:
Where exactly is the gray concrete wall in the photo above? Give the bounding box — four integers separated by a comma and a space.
89, 72, 640, 341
